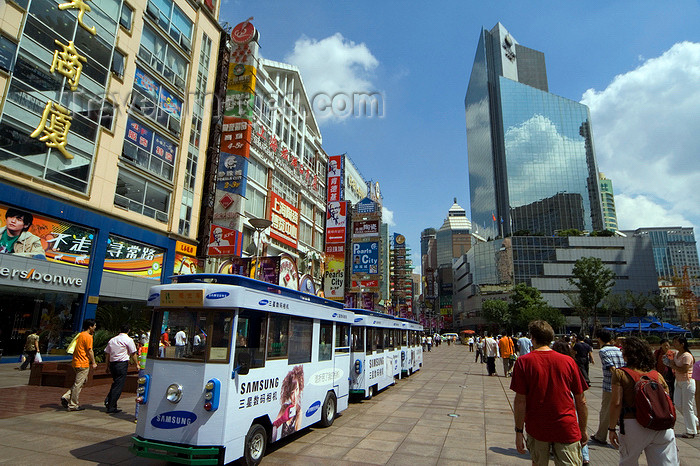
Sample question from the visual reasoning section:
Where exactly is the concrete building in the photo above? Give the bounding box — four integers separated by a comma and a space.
0, 0, 220, 354
465, 23, 604, 239
599, 173, 618, 231
456, 235, 660, 330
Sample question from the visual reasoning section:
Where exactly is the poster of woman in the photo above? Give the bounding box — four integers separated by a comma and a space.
272, 365, 304, 440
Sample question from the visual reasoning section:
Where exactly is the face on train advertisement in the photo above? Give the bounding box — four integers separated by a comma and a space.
236, 363, 343, 442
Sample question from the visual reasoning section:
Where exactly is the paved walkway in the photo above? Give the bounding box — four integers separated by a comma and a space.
1, 345, 699, 464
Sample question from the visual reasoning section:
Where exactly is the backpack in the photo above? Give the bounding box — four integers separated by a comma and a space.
619, 368, 676, 433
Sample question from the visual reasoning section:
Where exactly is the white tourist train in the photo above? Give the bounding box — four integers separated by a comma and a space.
130, 274, 422, 465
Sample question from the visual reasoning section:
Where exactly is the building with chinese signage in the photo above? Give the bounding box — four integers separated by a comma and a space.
0, 0, 221, 355
202, 20, 329, 292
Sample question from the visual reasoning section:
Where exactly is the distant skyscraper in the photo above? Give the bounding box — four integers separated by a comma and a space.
465, 23, 604, 238
436, 198, 473, 267
599, 173, 619, 231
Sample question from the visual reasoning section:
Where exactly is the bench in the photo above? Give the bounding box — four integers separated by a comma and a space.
29, 362, 140, 392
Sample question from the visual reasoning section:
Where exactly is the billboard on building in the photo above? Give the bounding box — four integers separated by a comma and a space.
105, 235, 165, 280
207, 224, 243, 256
324, 243, 345, 299
326, 201, 347, 243
269, 192, 299, 249
327, 155, 344, 203
353, 220, 379, 238
352, 241, 379, 274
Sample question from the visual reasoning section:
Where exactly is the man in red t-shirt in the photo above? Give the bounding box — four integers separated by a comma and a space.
510, 320, 588, 465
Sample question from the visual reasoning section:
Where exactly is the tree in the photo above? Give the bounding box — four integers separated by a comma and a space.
625, 290, 650, 333
481, 299, 511, 331
602, 293, 628, 326
648, 293, 669, 324
510, 283, 565, 332
568, 257, 616, 337
563, 290, 589, 333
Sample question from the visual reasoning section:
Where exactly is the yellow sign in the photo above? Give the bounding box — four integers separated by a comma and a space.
175, 241, 197, 257
160, 289, 204, 307
58, 0, 96, 35
51, 40, 86, 91
87, 296, 99, 304
227, 64, 257, 93
31, 101, 74, 159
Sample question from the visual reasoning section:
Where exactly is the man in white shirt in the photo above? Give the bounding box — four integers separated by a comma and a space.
484, 331, 499, 376
104, 324, 138, 414
175, 328, 188, 358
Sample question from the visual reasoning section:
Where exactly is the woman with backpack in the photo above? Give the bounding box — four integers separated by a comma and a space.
608, 337, 678, 465
669, 336, 697, 438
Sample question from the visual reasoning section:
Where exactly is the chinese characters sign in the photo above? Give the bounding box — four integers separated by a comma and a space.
105, 235, 164, 280
327, 155, 344, 203
269, 192, 299, 249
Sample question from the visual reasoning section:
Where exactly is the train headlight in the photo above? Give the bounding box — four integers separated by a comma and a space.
204, 378, 220, 411
137, 374, 150, 404
354, 359, 362, 374
166, 384, 183, 403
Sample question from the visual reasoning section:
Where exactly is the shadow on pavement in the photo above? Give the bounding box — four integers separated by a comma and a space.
489, 446, 531, 460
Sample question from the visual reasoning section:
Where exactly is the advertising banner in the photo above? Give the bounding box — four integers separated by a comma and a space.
269, 192, 299, 249
352, 220, 379, 238
105, 235, 164, 280
158, 86, 182, 120
125, 118, 153, 150
327, 155, 344, 202
153, 134, 175, 163
356, 197, 377, 214
326, 201, 347, 243
0, 203, 94, 266
259, 256, 281, 284
279, 253, 299, 290
220, 116, 252, 158
173, 253, 200, 275
224, 90, 255, 119
227, 63, 257, 93
220, 257, 252, 276
352, 242, 379, 274
216, 153, 247, 196
323, 245, 345, 300
207, 224, 243, 256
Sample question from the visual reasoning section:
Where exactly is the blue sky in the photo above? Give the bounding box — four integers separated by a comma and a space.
221, 1, 700, 271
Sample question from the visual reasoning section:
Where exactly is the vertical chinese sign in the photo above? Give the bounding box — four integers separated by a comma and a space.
29, 0, 97, 160
324, 155, 346, 300
209, 19, 259, 257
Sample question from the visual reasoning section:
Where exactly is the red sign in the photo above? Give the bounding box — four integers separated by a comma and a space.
231, 20, 256, 44
207, 224, 243, 256
269, 192, 299, 248
353, 220, 379, 238
352, 280, 379, 288
327, 155, 343, 202
220, 116, 251, 158
203, 0, 215, 12
326, 201, 347, 243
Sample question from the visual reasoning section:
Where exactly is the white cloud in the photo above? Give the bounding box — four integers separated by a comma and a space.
382, 206, 395, 227
615, 194, 691, 229
285, 33, 380, 123
581, 42, 700, 234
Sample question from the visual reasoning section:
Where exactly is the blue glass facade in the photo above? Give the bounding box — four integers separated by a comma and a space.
466, 25, 603, 238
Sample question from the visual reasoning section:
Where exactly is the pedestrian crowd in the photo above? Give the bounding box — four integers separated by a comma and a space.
452, 324, 699, 465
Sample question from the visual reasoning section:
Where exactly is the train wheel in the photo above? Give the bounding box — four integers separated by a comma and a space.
320, 392, 337, 427
244, 423, 267, 466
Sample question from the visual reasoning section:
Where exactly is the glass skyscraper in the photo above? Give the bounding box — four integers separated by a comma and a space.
466, 23, 603, 239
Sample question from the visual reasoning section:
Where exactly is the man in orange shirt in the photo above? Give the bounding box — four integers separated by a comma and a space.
499, 331, 515, 377
61, 319, 98, 411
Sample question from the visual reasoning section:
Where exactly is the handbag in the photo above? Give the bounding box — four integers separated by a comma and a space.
66, 334, 79, 354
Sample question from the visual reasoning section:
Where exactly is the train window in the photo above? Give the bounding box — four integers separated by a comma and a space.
351, 326, 364, 352
235, 310, 266, 368
267, 314, 289, 359
319, 321, 333, 361
209, 311, 232, 362
288, 317, 312, 364
335, 323, 350, 353
376, 329, 385, 352
157, 310, 207, 361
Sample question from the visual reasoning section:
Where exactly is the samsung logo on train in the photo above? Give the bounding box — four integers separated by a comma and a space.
258, 299, 290, 309
147, 293, 159, 302
306, 400, 321, 417
151, 411, 197, 429
206, 292, 230, 299
332, 313, 348, 320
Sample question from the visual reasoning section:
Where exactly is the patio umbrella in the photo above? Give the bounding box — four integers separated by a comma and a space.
461, 329, 475, 334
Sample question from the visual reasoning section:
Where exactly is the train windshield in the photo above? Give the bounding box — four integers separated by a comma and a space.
148, 308, 233, 363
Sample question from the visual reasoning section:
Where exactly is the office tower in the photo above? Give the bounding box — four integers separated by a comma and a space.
0, 0, 220, 354
599, 172, 619, 231
466, 23, 604, 238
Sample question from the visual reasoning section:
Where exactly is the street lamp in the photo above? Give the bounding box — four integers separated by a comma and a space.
249, 218, 271, 280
